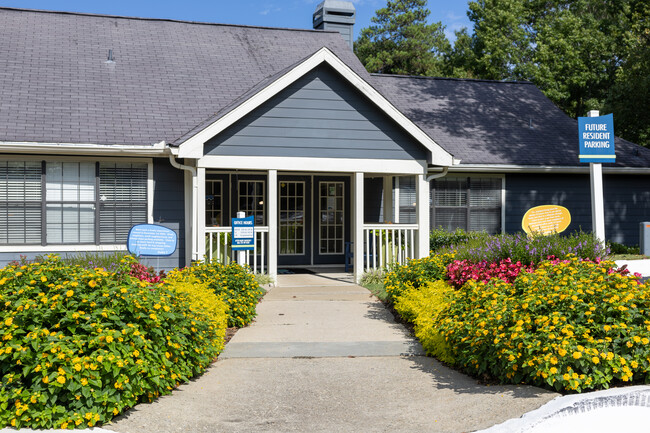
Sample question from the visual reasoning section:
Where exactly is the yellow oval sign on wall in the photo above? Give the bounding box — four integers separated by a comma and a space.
522, 205, 571, 235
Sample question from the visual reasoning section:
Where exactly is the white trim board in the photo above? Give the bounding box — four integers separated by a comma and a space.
0, 244, 127, 253
178, 47, 455, 167
198, 155, 427, 174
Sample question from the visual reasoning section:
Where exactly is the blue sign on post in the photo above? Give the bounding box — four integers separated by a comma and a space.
231, 216, 255, 251
578, 113, 615, 163
127, 224, 177, 256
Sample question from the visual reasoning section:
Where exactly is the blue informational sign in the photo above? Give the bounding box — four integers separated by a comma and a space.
578, 113, 615, 163
231, 216, 255, 251
127, 224, 178, 256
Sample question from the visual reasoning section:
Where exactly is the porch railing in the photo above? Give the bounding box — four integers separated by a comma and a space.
363, 224, 418, 271
205, 226, 269, 274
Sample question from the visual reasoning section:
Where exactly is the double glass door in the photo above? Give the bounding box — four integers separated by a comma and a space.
278, 175, 349, 266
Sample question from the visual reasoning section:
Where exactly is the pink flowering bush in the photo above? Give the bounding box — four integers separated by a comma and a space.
129, 262, 166, 284
447, 258, 533, 289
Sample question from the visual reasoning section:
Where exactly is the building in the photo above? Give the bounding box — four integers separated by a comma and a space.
1, 3, 649, 282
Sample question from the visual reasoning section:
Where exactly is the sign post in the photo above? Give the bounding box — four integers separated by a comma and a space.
232, 212, 254, 266
578, 110, 615, 244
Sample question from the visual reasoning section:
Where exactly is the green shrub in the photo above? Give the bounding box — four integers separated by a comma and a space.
179, 261, 263, 328
0, 255, 227, 429
383, 253, 455, 304
449, 231, 607, 265
608, 242, 640, 255
429, 227, 490, 253
394, 280, 455, 364
436, 256, 650, 393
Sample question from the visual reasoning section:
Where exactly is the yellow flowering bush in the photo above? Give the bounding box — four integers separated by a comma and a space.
384, 252, 455, 304
178, 261, 263, 328
394, 280, 455, 364
0, 255, 227, 429
436, 256, 650, 392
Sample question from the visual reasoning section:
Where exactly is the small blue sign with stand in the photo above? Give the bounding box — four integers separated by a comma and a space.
127, 224, 177, 256
578, 113, 615, 163
232, 216, 255, 251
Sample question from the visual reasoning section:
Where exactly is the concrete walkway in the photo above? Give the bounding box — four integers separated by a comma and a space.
104, 269, 558, 433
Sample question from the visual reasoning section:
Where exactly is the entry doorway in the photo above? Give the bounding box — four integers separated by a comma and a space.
278, 175, 350, 266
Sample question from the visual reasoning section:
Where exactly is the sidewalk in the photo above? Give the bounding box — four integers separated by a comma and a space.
102, 270, 558, 432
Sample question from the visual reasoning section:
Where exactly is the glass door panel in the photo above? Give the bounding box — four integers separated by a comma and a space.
318, 181, 344, 255
279, 181, 305, 255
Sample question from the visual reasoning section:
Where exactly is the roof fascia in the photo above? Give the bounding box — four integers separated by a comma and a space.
177, 47, 455, 166
0, 141, 167, 157
434, 164, 650, 174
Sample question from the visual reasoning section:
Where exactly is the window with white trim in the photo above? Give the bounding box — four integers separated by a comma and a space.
431, 176, 502, 234
0, 160, 148, 246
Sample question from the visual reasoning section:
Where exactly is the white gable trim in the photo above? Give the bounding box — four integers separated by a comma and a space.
178, 48, 455, 166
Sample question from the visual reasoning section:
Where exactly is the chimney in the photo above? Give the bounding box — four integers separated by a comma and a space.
313, 0, 356, 50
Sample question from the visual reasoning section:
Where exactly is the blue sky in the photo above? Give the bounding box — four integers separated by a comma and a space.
0, 0, 473, 41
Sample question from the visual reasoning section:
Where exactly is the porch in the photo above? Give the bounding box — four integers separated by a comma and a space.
188, 169, 431, 283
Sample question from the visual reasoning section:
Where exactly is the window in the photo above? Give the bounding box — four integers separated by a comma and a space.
99, 162, 148, 244
431, 176, 502, 234
46, 162, 96, 244
0, 159, 148, 246
0, 161, 42, 244
397, 176, 416, 224
238, 180, 265, 225
279, 181, 305, 255
205, 180, 223, 226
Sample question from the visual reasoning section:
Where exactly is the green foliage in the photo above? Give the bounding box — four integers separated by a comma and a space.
253, 273, 274, 287
429, 227, 490, 253
393, 280, 455, 364
354, 0, 450, 76
179, 261, 263, 328
436, 257, 650, 392
608, 242, 640, 256
448, 231, 607, 265
360, 268, 386, 287
383, 253, 455, 303
464, 0, 649, 144
0, 255, 227, 429
604, 0, 650, 147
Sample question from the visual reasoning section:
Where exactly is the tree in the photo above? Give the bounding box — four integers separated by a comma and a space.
604, 0, 650, 147
354, 0, 450, 76
468, 0, 648, 131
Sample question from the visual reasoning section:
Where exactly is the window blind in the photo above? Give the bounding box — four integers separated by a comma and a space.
0, 161, 42, 244
99, 163, 148, 244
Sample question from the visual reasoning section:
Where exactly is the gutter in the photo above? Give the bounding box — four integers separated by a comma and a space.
0, 141, 167, 156
428, 164, 650, 175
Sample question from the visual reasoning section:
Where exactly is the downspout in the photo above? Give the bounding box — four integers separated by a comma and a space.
165, 144, 200, 262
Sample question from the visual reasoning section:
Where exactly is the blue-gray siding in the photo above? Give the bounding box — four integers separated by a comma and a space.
205, 65, 428, 161
505, 173, 650, 246
144, 158, 186, 270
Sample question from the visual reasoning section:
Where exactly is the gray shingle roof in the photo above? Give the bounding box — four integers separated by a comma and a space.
370, 74, 650, 168
0, 7, 366, 147
1, 7, 648, 169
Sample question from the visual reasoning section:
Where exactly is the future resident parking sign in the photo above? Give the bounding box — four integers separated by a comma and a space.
578, 113, 615, 163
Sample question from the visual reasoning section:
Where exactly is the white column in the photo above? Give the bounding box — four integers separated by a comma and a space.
196, 167, 206, 260
588, 110, 606, 244
383, 175, 393, 223
183, 169, 193, 265
268, 169, 278, 284
416, 174, 430, 259
393, 176, 400, 223
353, 172, 364, 283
